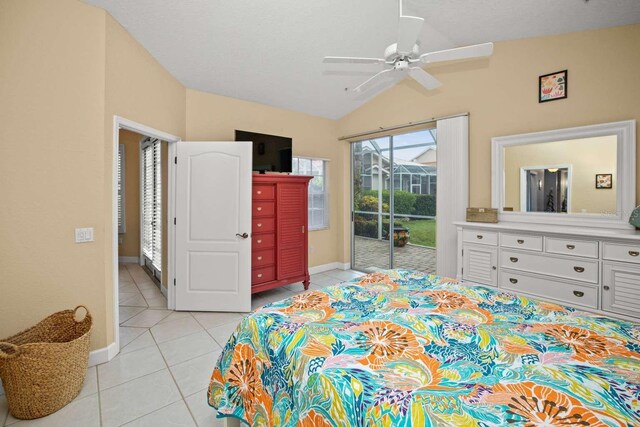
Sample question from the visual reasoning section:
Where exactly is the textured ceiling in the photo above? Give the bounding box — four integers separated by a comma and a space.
84, 0, 640, 119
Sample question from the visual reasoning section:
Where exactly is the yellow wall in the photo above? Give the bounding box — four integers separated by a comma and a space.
504, 136, 617, 213
118, 130, 142, 258
337, 24, 640, 263
0, 0, 108, 349
185, 89, 342, 268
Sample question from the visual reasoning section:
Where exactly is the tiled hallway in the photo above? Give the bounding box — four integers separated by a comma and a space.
0, 265, 363, 427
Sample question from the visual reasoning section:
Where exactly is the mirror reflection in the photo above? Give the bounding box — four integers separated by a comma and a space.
503, 135, 617, 214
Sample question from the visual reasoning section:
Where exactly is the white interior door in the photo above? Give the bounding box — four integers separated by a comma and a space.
175, 141, 252, 312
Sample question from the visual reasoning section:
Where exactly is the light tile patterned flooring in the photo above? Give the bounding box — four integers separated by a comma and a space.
354, 236, 437, 274
0, 264, 364, 427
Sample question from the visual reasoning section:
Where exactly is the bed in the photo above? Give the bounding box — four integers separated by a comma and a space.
208, 270, 640, 426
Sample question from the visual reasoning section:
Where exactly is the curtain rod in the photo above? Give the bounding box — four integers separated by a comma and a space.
338, 112, 469, 141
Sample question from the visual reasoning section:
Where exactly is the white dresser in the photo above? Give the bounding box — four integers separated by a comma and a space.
455, 222, 640, 320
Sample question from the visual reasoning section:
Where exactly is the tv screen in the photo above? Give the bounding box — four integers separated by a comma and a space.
235, 130, 292, 173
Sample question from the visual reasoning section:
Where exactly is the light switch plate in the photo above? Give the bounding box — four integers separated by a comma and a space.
75, 227, 94, 243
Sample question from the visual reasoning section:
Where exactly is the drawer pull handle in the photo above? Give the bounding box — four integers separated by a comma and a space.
604, 285, 610, 291
476, 235, 483, 240
257, 190, 262, 195
573, 290, 584, 298
257, 207, 262, 211
574, 266, 585, 273
509, 257, 518, 263
566, 244, 575, 250
257, 223, 262, 227
629, 251, 639, 257
257, 239, 262, 244
517, 239, 524, 244
257, 273, 263, 278
257, 256, 262, 261
509, 278, 518, 284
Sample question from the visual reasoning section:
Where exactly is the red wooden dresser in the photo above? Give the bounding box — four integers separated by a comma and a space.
251, 174, 312, 293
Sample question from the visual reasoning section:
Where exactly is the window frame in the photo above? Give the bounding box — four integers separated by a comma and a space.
292, 156, 330, 231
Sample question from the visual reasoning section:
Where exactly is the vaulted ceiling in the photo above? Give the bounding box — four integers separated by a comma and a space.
84, 0, 640, 119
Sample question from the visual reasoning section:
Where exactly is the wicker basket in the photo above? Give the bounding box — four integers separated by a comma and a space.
0, 306, 92, 420
466, 207, 498, 223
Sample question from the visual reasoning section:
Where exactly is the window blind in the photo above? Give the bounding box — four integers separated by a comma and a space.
117, 144, 126, 234
141, 138, 162, 273
292, 157, 329, 230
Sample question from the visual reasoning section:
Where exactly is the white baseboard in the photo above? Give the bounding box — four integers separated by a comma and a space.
88, 341, 118, 367
309, 262, 351, 275
118, 256, 139, 264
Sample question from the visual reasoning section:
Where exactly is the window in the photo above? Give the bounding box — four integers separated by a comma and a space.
292, 157, 329, 230
117, 144, 125, 234
142, 138, 162, 276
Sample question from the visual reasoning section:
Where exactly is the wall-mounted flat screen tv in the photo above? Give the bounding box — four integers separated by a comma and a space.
235, 130, 293, 173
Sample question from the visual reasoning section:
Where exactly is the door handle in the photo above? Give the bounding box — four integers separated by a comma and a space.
509, 257, 518, 263
574, 266, 585, 273
573, 290, 584, 297
509, 278, 518, 284
236, 233, 249, 239
629, 251, 639, 257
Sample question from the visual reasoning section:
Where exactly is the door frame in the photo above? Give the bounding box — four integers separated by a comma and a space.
112, 116, 180, 355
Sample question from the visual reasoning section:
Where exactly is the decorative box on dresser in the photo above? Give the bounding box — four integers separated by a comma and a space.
455, 222, 640, 320
251, 174, 312, 293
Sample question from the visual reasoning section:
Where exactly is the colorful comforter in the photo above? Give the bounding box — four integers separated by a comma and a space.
208, 270, 640, 426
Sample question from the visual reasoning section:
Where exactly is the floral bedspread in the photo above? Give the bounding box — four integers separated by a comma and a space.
208, 270, 640, 426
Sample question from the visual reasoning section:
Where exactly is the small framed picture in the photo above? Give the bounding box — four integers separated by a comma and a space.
539, 70, 567, 103
595, 173, 612, 189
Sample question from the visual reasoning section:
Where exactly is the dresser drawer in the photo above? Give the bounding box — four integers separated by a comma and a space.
252, 233, 275, 250
253, 249, 275, 267
501, 250, 598, 284
462, 229, 498, 246
500, 233, 542, 251
545, 237, 599, 259
253, 201, 275, 217
500, 270, 598, 309
603, 242, 640, 264
252, 218, 275, 233
252, 266, 276, 284
253, 184, 275, 200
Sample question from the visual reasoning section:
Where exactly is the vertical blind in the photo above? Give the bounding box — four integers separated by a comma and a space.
117, 144, 125, 234
142, 138, 162, 272
292, 157, 329, 230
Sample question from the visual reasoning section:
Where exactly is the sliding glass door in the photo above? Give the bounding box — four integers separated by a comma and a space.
141, 137, 162, 281
351, 128, 437, 273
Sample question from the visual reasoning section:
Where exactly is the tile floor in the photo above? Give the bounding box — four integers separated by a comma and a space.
0, 264, 364, 427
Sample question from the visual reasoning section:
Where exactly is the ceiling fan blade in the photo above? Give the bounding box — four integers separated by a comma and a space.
353, 69, 395, 93
397, 15, 424, 54
408, 68, 442, 90
323, 56, 386, 64
420, 42, 494, 64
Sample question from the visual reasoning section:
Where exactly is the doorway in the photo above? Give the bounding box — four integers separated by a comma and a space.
351, 128, 437, 273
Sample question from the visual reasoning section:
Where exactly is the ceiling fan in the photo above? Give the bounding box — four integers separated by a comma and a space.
323, 0, 494, 94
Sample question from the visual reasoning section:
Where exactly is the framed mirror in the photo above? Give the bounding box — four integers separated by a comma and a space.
492, 120, 636, 229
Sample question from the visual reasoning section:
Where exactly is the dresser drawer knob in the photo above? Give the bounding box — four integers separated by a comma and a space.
574, 266, 585, 273
492, 266, 497, 270
517, 239, 524, 244
573, 290, 584, 297
629, 251, 639, 257
566, 244, 575, 250
476, 235, 483, 240
257, 207, 262, 211
257, 223, 262, 227
604, 285, 610, 291
256, 239, 262, 244
509, 257, 518, 263
257, 273, 263, 278
257, 190, 262, 195
257, 256, 262, 261
509, 278, 518, 284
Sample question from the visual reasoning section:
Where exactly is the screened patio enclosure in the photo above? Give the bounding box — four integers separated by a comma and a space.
352, 128, 437, 274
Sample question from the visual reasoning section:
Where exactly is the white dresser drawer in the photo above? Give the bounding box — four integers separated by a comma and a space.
462, 229, 498, 246
500, 233, 543, 252
603, 242, 640, 264
602, 262, 640, 317
501, 250, 599, 284
545, 237, 599, 259
500, 270, 598, 309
